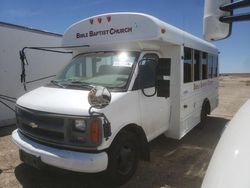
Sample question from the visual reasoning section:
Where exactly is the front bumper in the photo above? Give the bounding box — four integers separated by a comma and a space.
12, 129, 108, 173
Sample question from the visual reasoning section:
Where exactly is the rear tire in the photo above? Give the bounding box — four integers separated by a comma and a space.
197, 101, 209, 129
102, 130, 138, 186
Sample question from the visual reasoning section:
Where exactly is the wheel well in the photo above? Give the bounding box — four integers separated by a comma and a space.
114, 124, 150, 161
203, 98, 211, 114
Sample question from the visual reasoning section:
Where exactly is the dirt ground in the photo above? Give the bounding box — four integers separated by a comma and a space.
1, 75, 250, 188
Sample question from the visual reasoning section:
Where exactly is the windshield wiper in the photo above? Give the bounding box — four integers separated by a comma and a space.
67, 81, 94, 89
50, 80, 65, 88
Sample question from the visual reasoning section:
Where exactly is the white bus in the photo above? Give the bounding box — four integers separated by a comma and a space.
12, 12, 219, 185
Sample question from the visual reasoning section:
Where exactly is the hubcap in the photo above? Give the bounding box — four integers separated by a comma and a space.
117, 145, 135, 175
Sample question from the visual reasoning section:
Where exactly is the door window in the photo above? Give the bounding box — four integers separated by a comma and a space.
140, 53, 159, 88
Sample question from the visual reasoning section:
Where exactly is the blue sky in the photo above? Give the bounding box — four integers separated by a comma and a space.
0, 0, 250, 73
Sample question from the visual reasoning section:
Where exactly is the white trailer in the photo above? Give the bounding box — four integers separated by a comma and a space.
11, 12, 219, 185
0, 22, 71, 127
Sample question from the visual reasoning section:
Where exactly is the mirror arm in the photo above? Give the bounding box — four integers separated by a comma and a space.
220, 0, 250, 11
219, 0, 250, 23
88, 107, 112, 140
220, 13, 250, 23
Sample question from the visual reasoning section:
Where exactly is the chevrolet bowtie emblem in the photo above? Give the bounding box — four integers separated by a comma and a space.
28, 122, 38, 128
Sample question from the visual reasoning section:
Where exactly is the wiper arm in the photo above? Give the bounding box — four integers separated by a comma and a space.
51, 80, 65, 88
67, 81, 94, 89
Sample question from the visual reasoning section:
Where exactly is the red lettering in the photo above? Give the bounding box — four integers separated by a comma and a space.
193, 83, 202, 90
76, 27, 133, 39
109, 28, 115, 35
89, 31, 94, 37
127, 27, 132, 32
76, 33, 81, 38
76, 32, 88, 38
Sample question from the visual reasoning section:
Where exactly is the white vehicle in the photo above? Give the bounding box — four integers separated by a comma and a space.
0, 22, 70, 127
201, 99, 250, 188
11, 12, 219, 185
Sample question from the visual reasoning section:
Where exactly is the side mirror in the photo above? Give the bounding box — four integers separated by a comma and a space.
203, 0, 232, 41
88, 86, 111, 109
156, 58, 171, 98
138, 59, 157, 97
138, 58, 171, 98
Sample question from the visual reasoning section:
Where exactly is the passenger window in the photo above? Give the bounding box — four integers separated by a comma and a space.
208, 54, 213, 78
213, 55, 218, 77
183, 47, 192, 83
202, 52, 208, 80
194, 50, 201, 81
65, 56, 84, 78
141, 53, 159, 88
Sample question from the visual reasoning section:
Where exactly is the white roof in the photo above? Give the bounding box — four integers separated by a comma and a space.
62, 12, 218, 54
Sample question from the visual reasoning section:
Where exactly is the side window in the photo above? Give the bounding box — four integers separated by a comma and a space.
213, 55, 218, 77
208, 54, 213, 78
202, 52, 208, 80
65, 56, 84, 78
65, 63, 77, 78
183, 47, 192, 83
85, 57, 93, 77
96, 57, 112, 73
141, 53, 159, 88
194, 50, 201, 81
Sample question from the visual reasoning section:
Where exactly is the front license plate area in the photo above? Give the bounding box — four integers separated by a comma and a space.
19, 150, 43, 169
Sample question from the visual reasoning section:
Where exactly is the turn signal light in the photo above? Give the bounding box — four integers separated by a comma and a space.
90, 118, 101, 144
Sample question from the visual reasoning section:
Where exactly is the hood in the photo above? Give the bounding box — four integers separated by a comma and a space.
17, 86, 92, 116
17, 86, 126, 116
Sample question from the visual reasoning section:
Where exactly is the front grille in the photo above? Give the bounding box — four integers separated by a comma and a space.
17, 107, 66, 145
21, 123, 64, 141
16, 106, 102, 151
19, 108, 64, 126
16, 106, 100, 151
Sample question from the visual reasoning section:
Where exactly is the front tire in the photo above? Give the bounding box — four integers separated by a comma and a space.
102, 130, 138, 186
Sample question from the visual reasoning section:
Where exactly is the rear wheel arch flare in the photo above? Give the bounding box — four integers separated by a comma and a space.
197, 98, 211, 129
203, 98, 211, 114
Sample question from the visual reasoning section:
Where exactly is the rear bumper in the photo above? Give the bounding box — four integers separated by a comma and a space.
12, 129, 108, 173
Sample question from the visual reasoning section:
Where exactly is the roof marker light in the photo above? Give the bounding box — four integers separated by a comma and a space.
161, 28, 166, 34
89, 19, 94, 25
107, 16, 111, 22
98, 17, 102, 24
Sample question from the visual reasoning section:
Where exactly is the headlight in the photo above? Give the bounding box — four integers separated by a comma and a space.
74, 119, 86, 132
70, 118, 102, 146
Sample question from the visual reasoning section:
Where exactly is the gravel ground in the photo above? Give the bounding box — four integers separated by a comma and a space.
1, 75, 250, 188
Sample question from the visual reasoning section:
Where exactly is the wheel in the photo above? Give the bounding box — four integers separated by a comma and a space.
102, 130, 139, 186
197, 102, 209, 129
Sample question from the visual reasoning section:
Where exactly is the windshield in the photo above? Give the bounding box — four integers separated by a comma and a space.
55, 51, 139, 90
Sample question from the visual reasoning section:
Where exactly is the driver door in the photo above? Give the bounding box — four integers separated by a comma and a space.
138, 53, 171, 141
